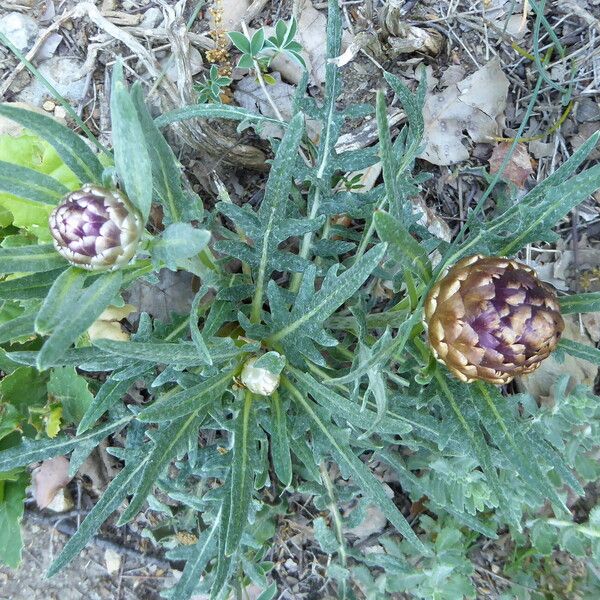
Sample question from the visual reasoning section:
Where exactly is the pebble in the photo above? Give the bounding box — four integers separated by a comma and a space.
17, 56, 88, 107
140, 7, 163, 29
42, 100, 55, 112
0, 12, 39, 52
163, 47, 204, 82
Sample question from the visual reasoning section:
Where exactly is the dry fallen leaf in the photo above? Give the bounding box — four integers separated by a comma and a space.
87, 304, 136, 342
489, 142, 534, 188
32, 456, 72, 509
420, 58, 509, 165
104, 548, 121, 576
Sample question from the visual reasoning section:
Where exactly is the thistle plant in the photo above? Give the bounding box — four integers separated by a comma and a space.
0, 1, 599, 598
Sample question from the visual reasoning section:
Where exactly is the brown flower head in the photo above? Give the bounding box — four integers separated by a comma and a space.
424, 255, 564, 384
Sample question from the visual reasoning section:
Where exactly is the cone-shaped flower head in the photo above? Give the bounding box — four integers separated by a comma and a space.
50, 185, 143, 271
424, 255, 564, 384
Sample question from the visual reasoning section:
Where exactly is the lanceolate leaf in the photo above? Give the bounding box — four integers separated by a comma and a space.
0, 268, 67, 300
155, 104, 283, 128
110, 62, 153, 221
270, 392, 292, 487
0, 160, 69, 205
37, 271, 123, 370
284, 378, 430, 556
169, 511, 221, 600
291, 369, 415, 435
138, 370, 234, 422
268, 244, 386, 363
374, 210, 431, 282
77, 376, 134, 434
0, 244, 67, 274
559, 338, 600, 365
559, 292, 600, 315
225, 391, 256, 556
130, 83, 189, 223
47, 451, 149, 576
118, 415, 203, 524
0, 309, 36, 344
0, 414, 131, 472
0, 103, 104, 184
35, 266, 87, 335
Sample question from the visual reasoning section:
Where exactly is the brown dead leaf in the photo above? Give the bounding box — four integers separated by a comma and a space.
32, 456, 72, 509
489, 142, 534, 188
420, 58, 509, 165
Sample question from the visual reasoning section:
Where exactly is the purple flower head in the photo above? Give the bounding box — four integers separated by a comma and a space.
424, 255, 564, 384
50, 185, 143, 271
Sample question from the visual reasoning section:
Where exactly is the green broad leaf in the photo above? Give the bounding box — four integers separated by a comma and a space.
77, 376, 133, 434
253, 351, 286, 375
268, 244, 386, 365
189, 286, 213, 367
0, 309, 36, 344
559, 292, 600, 314
0, 244, 67, 274
130, 84, 192, 224
169, 512, 221, 600
0, 413, 131, 472
0, 268, 67, 300
250, 28, 265, 56
110, 62, 152, 222
374, 210, 431, 282
118, 415, 202, 524
35, 267, 87, 335
284, 379, 430, 556
434, 373, 521, 530
228, 31, 252, 54
37, 271, 123, 370
47, 450, 149, 576
138, 370, 233, 422
152, 223, 211, 269
471, 382, 571, 517
47, 367, 94, 425
225, 392, 256, 556
0, 472, 28, 567
0, 104, 104, 184
155, 104, 283, 128
558, 338, 600, 365
0, 403, 22, 442
0, 160, 68, 204
270, 392, 292, 486
0, 367, 48, 415
379, 451, 497, 537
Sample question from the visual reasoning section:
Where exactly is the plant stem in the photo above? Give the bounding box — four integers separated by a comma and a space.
319, 462, 348, 597
241, 22, 285, 123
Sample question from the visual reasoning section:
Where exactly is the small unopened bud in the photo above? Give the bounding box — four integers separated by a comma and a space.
49, 184, 143, 271
240, 357, 281, 396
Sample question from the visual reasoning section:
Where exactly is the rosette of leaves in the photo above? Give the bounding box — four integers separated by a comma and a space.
0, 1, 599, 598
